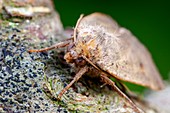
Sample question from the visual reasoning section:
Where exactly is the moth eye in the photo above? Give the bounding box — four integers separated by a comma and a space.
70, 50, 78, 58
76, 57, 84, 63
75, 57, 86, 66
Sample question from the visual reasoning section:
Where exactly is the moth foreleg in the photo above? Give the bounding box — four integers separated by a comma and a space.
58, 66, 88, 99
28, 38, 73, 52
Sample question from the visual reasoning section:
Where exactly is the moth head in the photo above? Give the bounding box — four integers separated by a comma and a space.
64, 48, 86, 67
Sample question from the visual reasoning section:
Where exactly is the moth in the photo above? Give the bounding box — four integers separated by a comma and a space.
29, 13, 164, 112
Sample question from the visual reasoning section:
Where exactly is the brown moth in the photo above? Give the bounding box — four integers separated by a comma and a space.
29, 13, 164, 112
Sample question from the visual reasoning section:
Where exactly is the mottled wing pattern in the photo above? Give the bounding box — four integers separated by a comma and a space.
77, 13, 164, 90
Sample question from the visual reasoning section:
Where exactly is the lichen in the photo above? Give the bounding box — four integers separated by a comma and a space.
0, 27, 59, 112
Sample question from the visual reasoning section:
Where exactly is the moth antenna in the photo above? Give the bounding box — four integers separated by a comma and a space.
74, 14, 84, 42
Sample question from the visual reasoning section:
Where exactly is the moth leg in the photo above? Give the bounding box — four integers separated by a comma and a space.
100, 74, 142, 113
117, 82, 139, 100
58, 66, 88, 99
82, 55, 100, 70
28, 38, 73, 52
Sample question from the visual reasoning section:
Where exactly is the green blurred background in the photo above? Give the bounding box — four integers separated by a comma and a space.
54, 0, 170, 92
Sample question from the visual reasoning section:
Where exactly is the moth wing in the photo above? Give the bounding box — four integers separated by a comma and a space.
77, 13, 164, 90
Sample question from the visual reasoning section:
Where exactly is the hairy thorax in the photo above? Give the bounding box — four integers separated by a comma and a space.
64, 33, 102, 78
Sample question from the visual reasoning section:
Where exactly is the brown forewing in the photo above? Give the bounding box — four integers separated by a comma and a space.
76, 13, 164, 90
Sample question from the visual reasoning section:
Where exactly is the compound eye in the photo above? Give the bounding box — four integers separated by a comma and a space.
75, 57, 86, 66
70, 50, 78, 58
